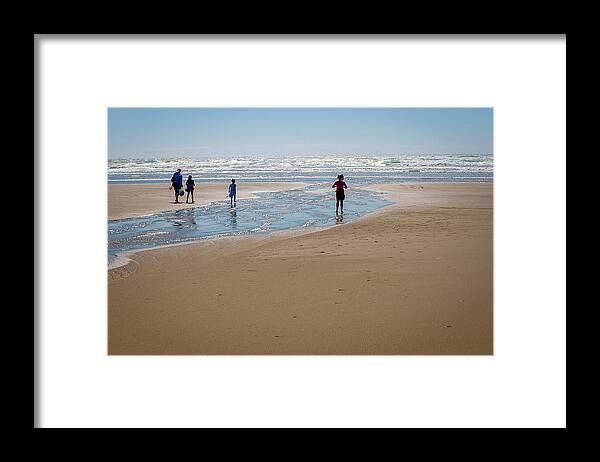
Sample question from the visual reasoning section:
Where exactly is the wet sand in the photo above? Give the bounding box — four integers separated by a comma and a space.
108, 183, 493, 355
108, 182, 308, 220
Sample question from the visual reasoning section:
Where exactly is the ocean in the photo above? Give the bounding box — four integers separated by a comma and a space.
108, 155, 492, 264
108, 154, 493, 184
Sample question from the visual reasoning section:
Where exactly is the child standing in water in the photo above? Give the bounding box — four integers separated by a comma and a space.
332, 174, 348, 216
185, 175, 195, 204
228, 179, 237, 208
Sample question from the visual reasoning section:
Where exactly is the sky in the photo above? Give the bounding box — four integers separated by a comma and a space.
108, 108, 493, 158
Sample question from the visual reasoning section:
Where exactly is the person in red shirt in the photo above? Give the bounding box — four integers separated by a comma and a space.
331, 174, 348, 216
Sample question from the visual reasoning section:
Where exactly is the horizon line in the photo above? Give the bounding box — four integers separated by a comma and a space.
108, 152, 493, 159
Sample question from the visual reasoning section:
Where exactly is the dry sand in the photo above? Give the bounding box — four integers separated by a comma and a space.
108, 182, 308, 220
108, 183, 493, 355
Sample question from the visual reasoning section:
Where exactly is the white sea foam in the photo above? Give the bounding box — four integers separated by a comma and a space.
108, 155, 493, 184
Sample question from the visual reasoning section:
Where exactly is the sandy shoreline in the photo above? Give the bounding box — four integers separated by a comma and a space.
108, 182, 493, 355
108, 182, 308, 220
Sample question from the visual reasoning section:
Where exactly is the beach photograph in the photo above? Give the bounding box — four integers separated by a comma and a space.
108, 108, 493, 355
37, 35, 566, 428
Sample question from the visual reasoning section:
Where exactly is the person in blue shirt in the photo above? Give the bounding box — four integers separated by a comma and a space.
228, 179, 237, 208
171, 169, 183, 203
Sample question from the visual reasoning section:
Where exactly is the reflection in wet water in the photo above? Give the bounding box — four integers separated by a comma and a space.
229, 208, 237, 229
108, 185, 390, 263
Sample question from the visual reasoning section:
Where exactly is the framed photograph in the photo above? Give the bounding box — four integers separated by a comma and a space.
35, 35, 566, 428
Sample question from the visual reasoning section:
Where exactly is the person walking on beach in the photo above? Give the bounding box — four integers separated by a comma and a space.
228, 179, 237, 208
170, 168, 183, 203
185, 175, 195, 204
332, 174, 348, 216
